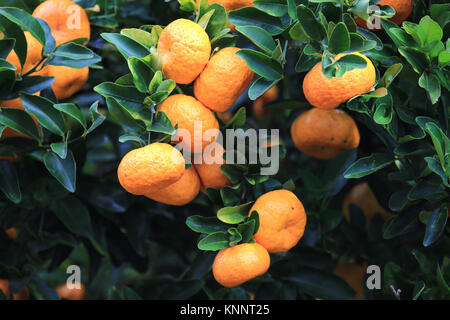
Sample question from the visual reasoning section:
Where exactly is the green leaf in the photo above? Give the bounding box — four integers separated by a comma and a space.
45, 42, 101, 68
50, 141, 68, 159
197, 231, 230, 251
217, 202, 254, 224
148, 70, 163, 94
235, 26, 276, 54
156, 79, 176, 94
357, 27, 383, 50
0, 108, 40, 140
198, 8, 215, 30
0, 159, 21, 203
228, 7, 285, 35
186, 215, 229, 234
328, 22, 350, 54
224, 107, 246, 128
438, 50, 450, 67
348, 33, 377, 52
418, 72, 441, 104
383, 209, 418, 239
373, 93, 393, 125
379, 63, 403, 88
425, 122, 448, 169
289, 267, 356, 300
408, 180, 443, 201
343, 153, 393, 179
398, 47, 430, 74
118, 134, 145, 146
20, 93, 65, 136
296, 5, 327, 41
0, 18, 27, 70
106, 97, 145, 132
94, 82, 147, 114
248, 76, 279, 100
86, 101, 105, 135
148, 110, 176, 135
253, 0, 288, 17
0, 7, 46, 48
53, 103, 87, 130
412, 281, 426, 300
50, 195, 93, 238
237, 219, 256, 243
204, 4, 228, 39
128, 57, 154, 93
417, 16, 443, 47
101, 33, 150, 60
44, 150, 76, 193
8, 75, 55, 99
425, 157, 449, 187
120, 28, 154, 48
343, 13, 357, 33
423, 208, 447, 247
236, 49, 283, 80
228, 227, 242, 245
289, 21, 310, 41
388, 189, 410, 212
0, 38, 15, 59
178, 0, 197, 12
336, 54, 367, 71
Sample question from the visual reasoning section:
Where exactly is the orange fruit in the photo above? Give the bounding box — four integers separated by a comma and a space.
56, 283, 85, 300
333, 260, 368, 300
194, 142, 231, 191
157, 94, 219, 153
0, 93, 41, 140
196, 0, 254, 30
5, 228, 18, 240
0, 279, 29, 300
252, 85, 279, 119
212, 242, 270, 288
355, 0, 413, 29
117, 142, 185, 196
290, 108, 360, 160
194, 47, 254, 112
32, 0, 90, 46
157, 19, 211, 84
43, 65, 89, 100
302, 52, 375, 110
342, 182, 393, 228
6, 32, 43, 75
249, 189, 307, 253
145, 166, 201, 206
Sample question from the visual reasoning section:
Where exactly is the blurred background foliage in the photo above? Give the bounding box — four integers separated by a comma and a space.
0, 0, 449, 300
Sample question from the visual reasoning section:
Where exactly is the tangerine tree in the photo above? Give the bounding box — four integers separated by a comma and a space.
0, 0, 449, 301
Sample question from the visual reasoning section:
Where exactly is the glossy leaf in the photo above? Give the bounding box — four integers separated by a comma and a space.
44, 150, 76, 193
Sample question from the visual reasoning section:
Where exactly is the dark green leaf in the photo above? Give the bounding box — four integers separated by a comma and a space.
423, 208, 447, 247
217, 202, 253, 224
0, 159, 21, 203
236, 49, 283, 80
20, 92, 65, 136
288, 267, 356, 300
344, 153, 393, 179
44, 150, 76, 192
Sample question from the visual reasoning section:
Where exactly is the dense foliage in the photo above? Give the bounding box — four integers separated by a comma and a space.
0, 0, 449, 300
